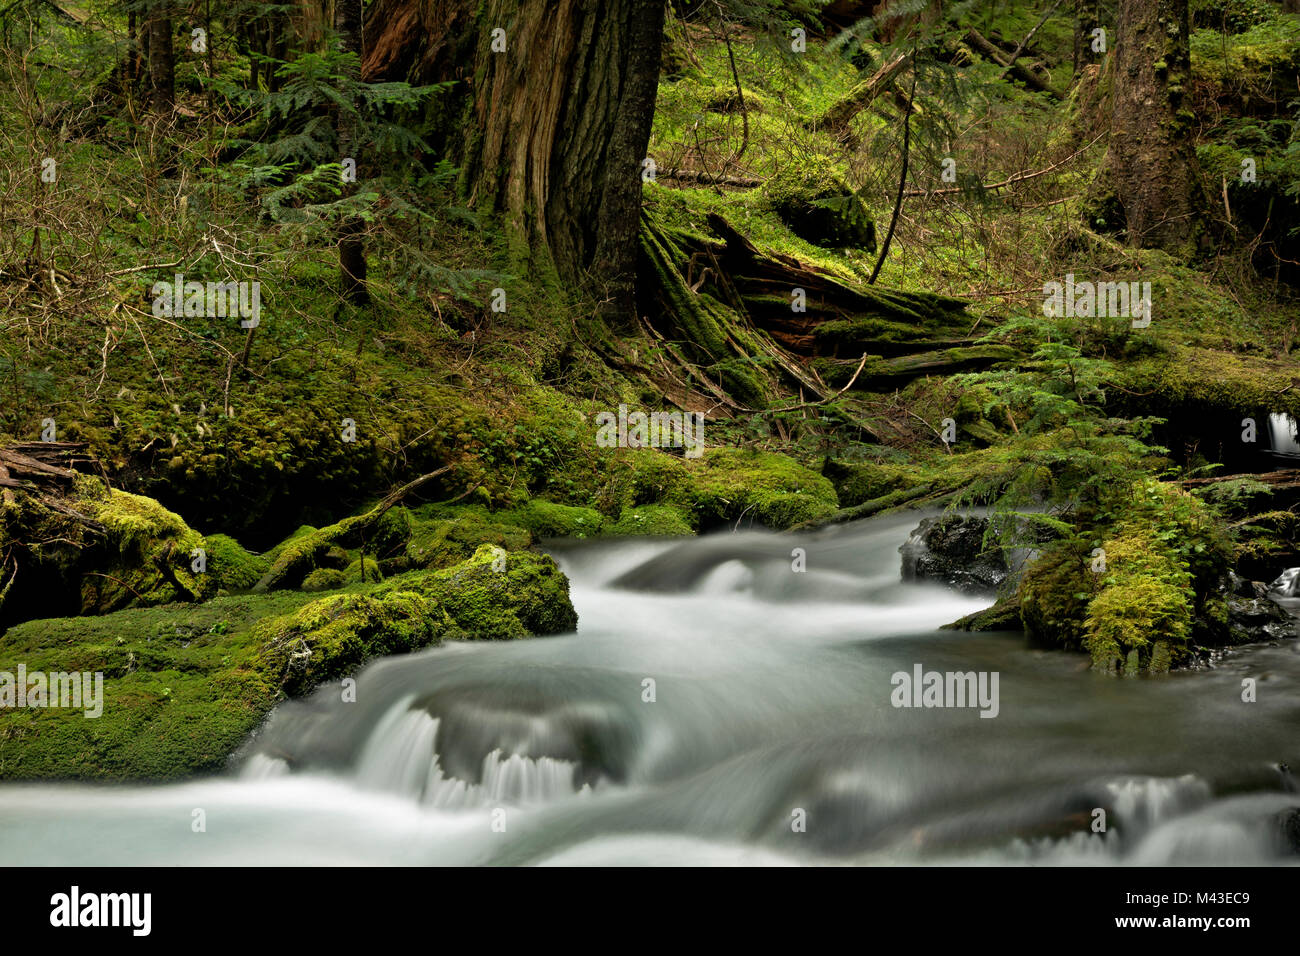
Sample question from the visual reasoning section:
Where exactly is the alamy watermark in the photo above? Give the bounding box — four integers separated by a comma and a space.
890, 663, 999, 718
50, 886, 150, 936
595, 404, 705, 458
151, 273, 261, 328
1, 665, 103, 718
1042, 274, 1151, 328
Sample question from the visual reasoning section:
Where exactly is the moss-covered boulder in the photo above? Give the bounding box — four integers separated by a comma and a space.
671, 448, 838, 530
378, 544, 578, 639
0, 543, 579, 780
608, 504, 693, 536
507, 499, 605, 538
0, 474, 220, 626
255, 588, 449, 695
763, 165, 876, 250
1018, 480, 1236, 674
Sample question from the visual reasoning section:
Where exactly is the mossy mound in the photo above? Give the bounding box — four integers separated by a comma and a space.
197, 533, 269, 595
1018, 480, 1234, 673
404, 503, 533, 569
0, 475, 217, 626
255, 588, 449, 695
0, 589, 317, 780
343, 556, 385, 583
762, 164, 876, 250
592, 446, 835, 530
608, 504, 694, 536
76, 479, 207, 614
506, 499, 605, 538
672, 448, 839, 530
301, 567, 348, 592
0, 544, 578, 780
377, 544, 578, 639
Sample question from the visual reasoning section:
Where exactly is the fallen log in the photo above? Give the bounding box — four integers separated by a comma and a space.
963, 28, 1056, 98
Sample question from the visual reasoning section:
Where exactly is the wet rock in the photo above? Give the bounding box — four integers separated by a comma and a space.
900, 514, 1008, 594
1227, 571, 1270, 599
1225, 594, 1295, 644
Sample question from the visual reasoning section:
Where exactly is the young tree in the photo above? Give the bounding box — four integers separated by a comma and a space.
148, 1, 174, 112
1109, 0, 1208, 254
335, 0, 367, 304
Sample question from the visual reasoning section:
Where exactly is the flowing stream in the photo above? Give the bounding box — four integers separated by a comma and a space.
1, 513, 1298, 866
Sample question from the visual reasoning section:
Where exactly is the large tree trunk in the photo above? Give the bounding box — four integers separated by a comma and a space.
336, 0, 369, 305
148, 3, 174, 113
1109, 0, 1208, 254
590, 0, 666, 322
364, 0, 665, 311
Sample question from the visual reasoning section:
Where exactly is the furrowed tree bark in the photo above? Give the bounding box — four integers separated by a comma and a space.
364, 0, 666, 305
336, 0, 369, 305
1110, 0, 1209, 254
591, 0, 667, 324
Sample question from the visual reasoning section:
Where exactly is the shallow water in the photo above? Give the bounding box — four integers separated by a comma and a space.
1, 513, 1297, 865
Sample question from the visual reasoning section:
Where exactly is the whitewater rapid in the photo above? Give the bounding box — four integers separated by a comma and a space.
0, 512, 1297, 865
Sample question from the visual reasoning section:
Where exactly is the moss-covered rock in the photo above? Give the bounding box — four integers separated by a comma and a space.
378, 544, 578, 639
0, 543, 579, 780
669, 448, 838, 530
255, 588, 448, 695
196, 533, 268, 596
301, 567, 347, 592
762, 164, 876, 250
507, 499, 605, 538
608, 504, 693, 536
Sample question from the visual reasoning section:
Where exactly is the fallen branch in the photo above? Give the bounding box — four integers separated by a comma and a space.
997, 0, 1065, 82
905, 133, 1105, 198
964, 28, 1056, 97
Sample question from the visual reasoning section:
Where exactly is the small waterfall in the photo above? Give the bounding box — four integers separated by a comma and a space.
1105, 774, 1211, 831
350, 698, 590, 808
1269, 567, 1300, 597
1268, 412, 1300, 457
240, 753, 290, 780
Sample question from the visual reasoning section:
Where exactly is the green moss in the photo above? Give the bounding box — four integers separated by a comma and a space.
301, 567, 347, 592
377, 545, 578, 639
257, 502, 417, 591
608, 504, 694, 536
822, 458, 929, 508
667, 447, 838, 529
73, 479, 205, 614
343, 556, 384, 583
198, 533, 268, 595
761, 163, 876, 250
255, 588, 448, 695
0, 544, 578, 780
506, 499, 605, 539
1019, 541, 1096, 651
405, 503, 532, 568
1018, 480, 1234, 673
